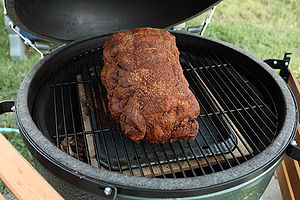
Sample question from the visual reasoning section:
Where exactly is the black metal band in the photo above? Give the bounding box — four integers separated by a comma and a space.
286, 144, 300, 161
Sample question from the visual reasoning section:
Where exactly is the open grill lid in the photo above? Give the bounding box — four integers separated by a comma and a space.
5, 0, 222, 43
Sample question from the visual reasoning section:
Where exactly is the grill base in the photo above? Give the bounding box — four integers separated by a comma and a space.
34, 153, 281, 199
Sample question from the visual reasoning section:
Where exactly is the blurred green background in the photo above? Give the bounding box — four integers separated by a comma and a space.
0, 0, 299, 195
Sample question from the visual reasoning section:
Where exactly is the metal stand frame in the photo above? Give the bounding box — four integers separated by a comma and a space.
185, 6, 216, 36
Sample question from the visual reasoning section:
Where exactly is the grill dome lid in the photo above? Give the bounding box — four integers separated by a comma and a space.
5, 0, 222, 43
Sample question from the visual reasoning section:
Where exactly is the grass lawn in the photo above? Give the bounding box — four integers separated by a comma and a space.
187, 0, 300, 77
0, 0, 299, 195
0, 4, 39, 194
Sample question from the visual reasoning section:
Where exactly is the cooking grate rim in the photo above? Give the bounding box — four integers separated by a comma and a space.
37, 45, 279, 178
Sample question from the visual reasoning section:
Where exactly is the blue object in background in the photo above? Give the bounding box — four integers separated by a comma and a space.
4, 15, 40, 60
19, 29, 39, 41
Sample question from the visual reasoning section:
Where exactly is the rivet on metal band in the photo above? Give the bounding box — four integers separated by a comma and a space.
104, 187, 112, 196
290, 140, 297, 146
10, 106, 16, 112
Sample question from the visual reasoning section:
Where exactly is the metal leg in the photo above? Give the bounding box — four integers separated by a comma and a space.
200, 6, 216, 36
185, 6, 216, 35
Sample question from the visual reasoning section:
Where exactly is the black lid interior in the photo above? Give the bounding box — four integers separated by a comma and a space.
6, 0, 222, 42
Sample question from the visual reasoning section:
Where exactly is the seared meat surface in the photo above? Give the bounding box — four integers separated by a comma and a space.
101, 27, 200, 143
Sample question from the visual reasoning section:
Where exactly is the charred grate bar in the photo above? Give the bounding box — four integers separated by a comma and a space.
48, 46, 278, 178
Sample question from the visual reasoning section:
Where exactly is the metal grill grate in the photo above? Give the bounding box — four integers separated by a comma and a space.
45, 46, 278, 178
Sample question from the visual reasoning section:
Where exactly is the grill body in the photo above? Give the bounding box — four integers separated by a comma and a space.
33, 158, 280, 200
15, 31, 297, 199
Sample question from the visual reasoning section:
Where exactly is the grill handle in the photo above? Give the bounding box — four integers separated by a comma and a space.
0, 100, 15, 115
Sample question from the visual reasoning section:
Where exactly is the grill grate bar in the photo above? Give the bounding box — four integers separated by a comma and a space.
184, 74, 229, 170
167, 143, 188, 177
159, 144, 178, 178
217, 56, 278, 120
195, 84, 250, 162
196, 133, 225, 170
141, 143, 156, 178
119, 131, 134, 176
185, 70, 232, 171
89, 65, 115, 172
167, 143, 188, 178
186, 142, 207, 174
51, 104, 267, 140
200, 113, 241, 165
84, 57, 123, 170
83, 57, 121, 171
184, 63, 230, 71
50, 80, 96, 87
199, 116, 235, 167
193, 64, 267, 151
198, 50, 277, 135
150, 144, 168, 178
49, 46, 279, 178
77, 72, 100, 167
184, 72, 235, 170
180, 51, 261, 154
200, 105, 265, 117
70, 66, 91, 165
209, 53, 277, 129
60, 84, 70, 155
91, 60, 137, 175
131, 141, 146, 177
193, 136, 218, 173
53, 76, 60, 148
67, 76, 80, 159
181, 49, 270, 149
177, 142, 197, 177
51, 87, 265, 119
187, 49, 273, 145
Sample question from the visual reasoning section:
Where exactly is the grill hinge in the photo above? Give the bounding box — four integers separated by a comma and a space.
172, 6, 216, 36
264, 52, 291, 81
